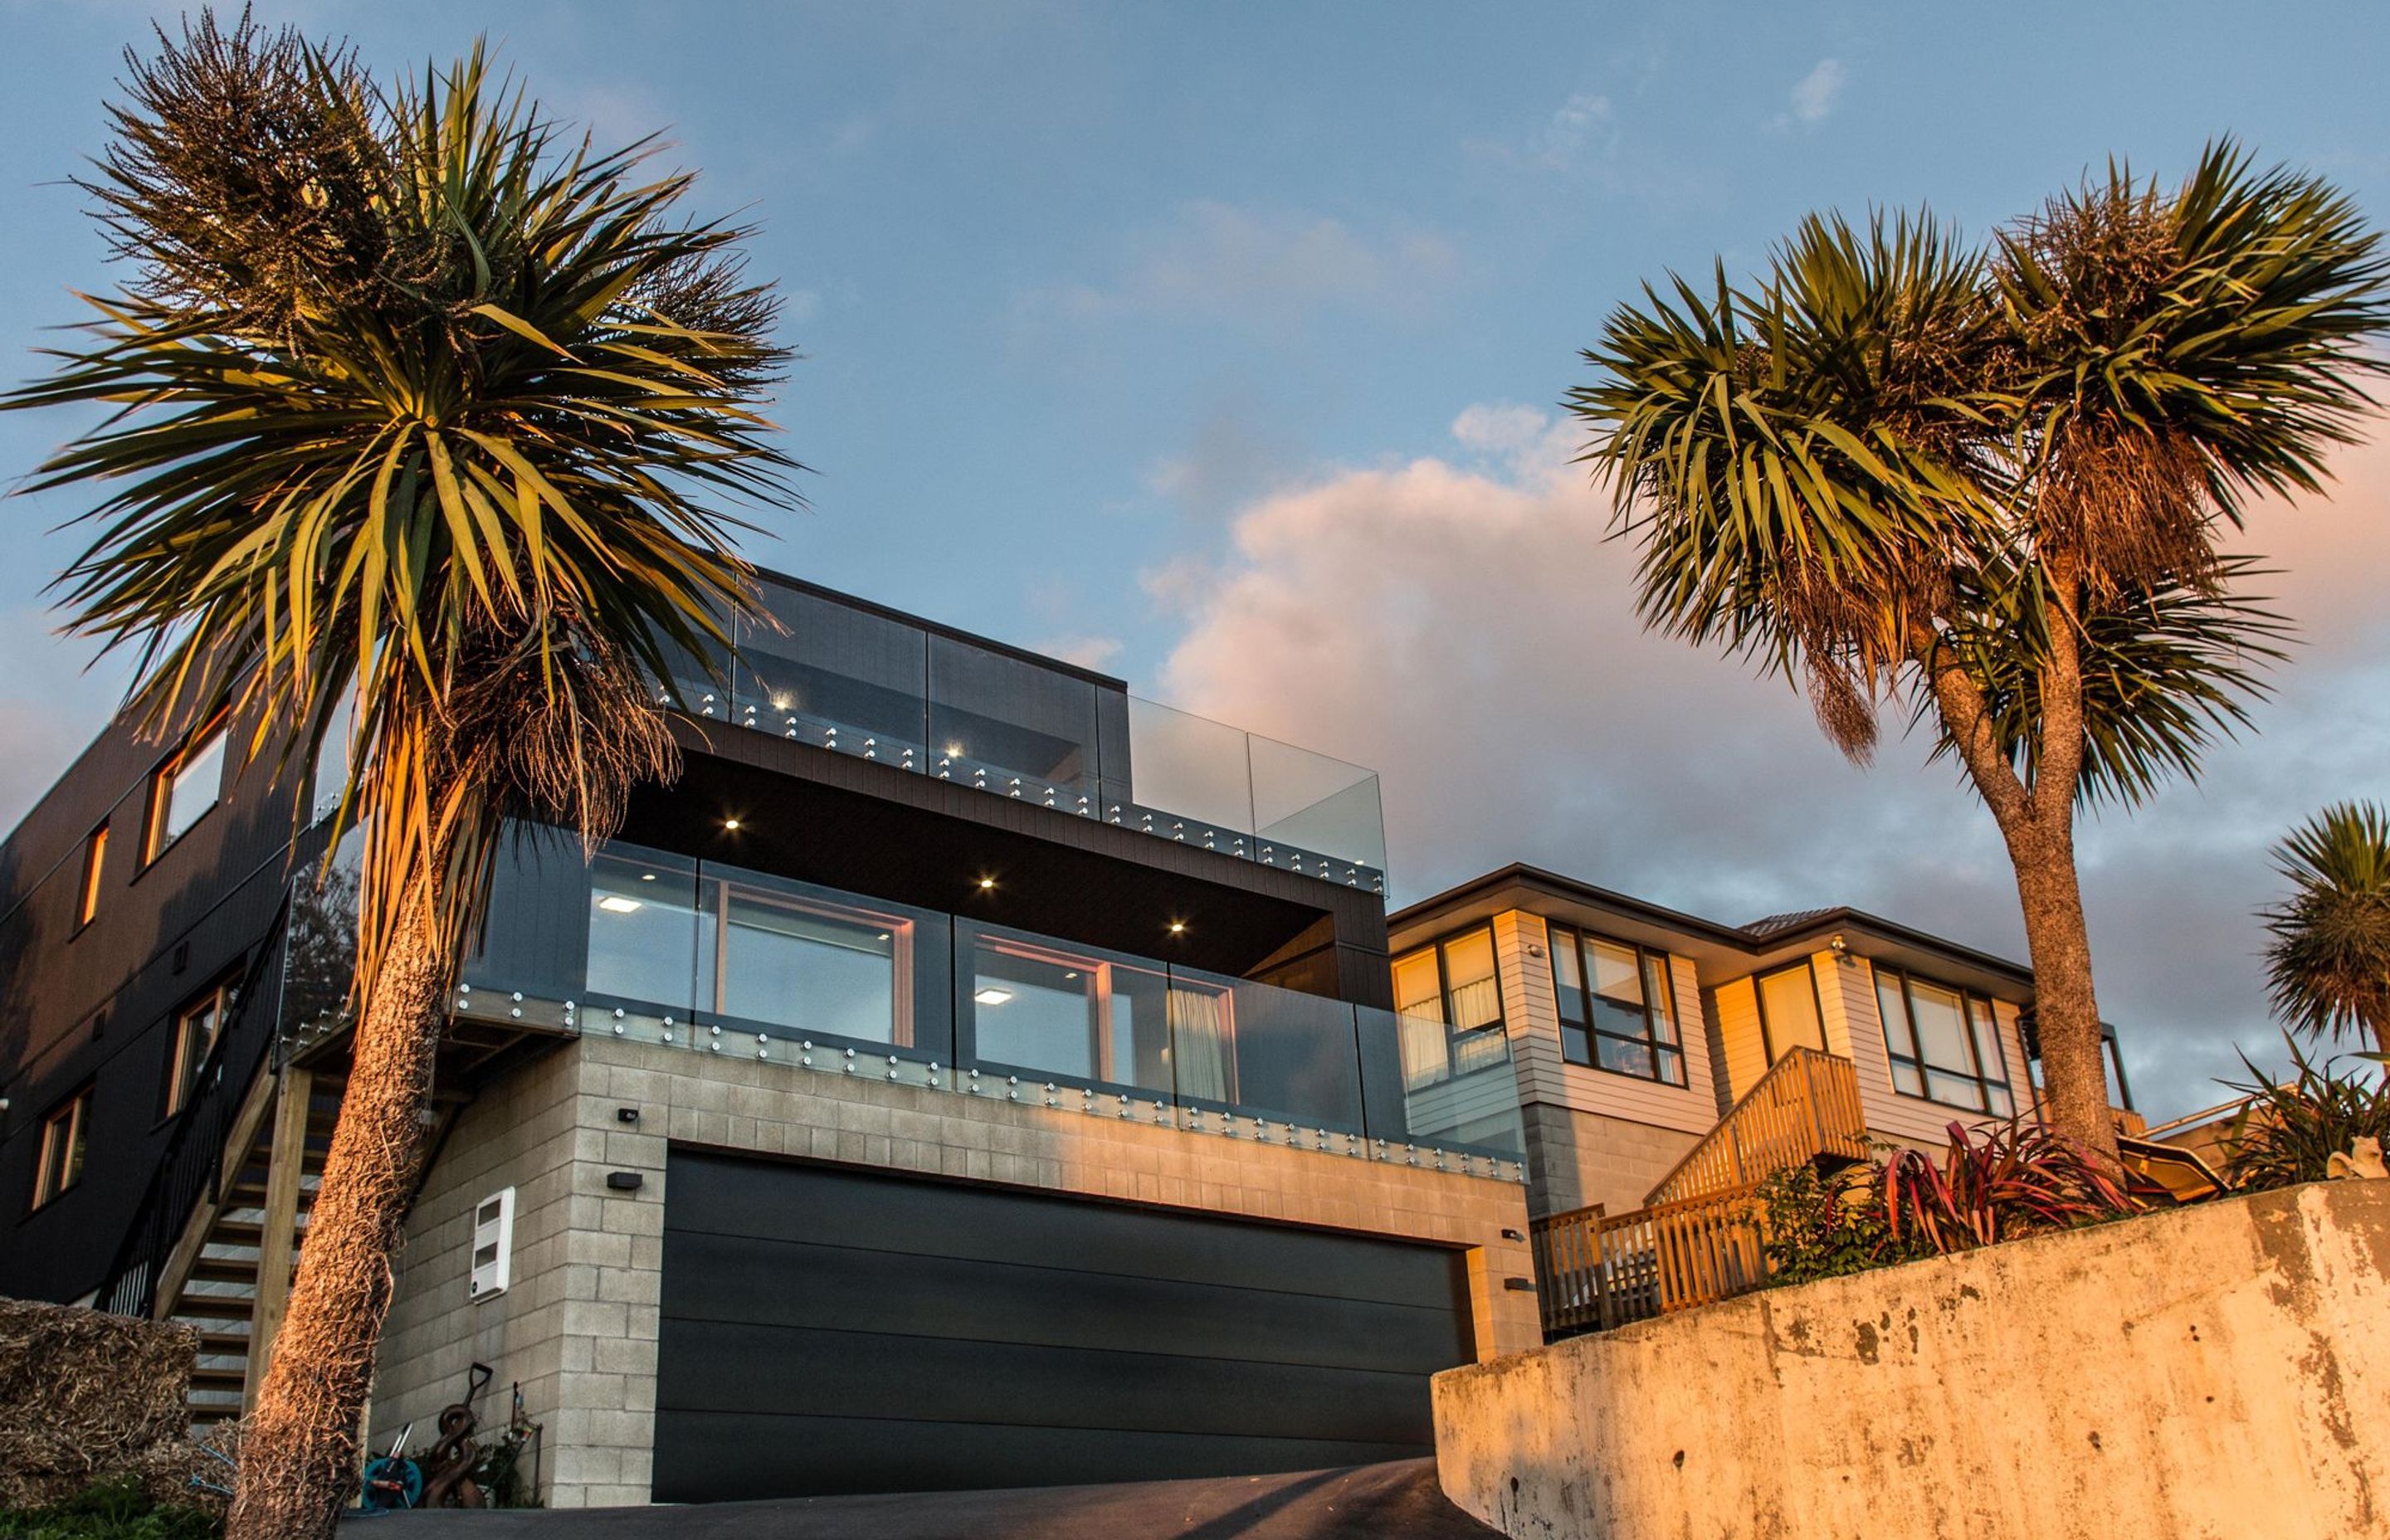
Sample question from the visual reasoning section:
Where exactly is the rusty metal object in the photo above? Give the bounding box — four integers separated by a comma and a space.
420, 1362, 493, 1508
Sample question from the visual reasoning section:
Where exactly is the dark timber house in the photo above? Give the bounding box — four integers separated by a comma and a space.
0, 569, 1539, 1507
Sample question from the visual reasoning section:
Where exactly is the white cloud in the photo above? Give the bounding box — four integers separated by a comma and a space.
1029, 201, 1461, 325
1150, 405, 2390, 1121
1769, 59, 1848, 133
1535, 91, 1617, 171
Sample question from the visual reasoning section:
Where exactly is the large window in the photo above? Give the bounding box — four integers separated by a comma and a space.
32, 1088, 91, 1209
145, 718, 227, 860
1548, 925, 1685, 1086
966, 933, 1183, 1096
165, 980, 232, 1117
1390, 928, 1507, 1090
1755, 962, 1827, 1061
582, 849, 931, 1051
1875, 967, 2015, 1116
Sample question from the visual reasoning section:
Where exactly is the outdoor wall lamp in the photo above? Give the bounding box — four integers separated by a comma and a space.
605, 1171, 644, 1192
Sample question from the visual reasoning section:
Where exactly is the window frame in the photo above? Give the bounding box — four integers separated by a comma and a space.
163, 977, 235, 1119
75, 822, 110, 930
1545, 924, 1688, 1088
1873, 965, 2017, 1117
32, 1087, 93, 1211
144, 715, 229, 864
1752, 960, 1829, 1064
1389, 924, 1509, 1089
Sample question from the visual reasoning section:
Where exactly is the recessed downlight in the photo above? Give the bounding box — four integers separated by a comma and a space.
973, 987, 1013, 1006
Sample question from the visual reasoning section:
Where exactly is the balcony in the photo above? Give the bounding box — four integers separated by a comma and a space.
657, 573, 1388, 892
458, 830, 1526, 1174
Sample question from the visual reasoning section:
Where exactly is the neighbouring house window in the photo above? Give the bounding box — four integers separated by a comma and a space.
1390, 927, 1507, 1090
32, 1089, 91, 1209
1547, 925, 1686, 1086
165, 980, 232, 1117
76, 824, 109, 928
1875, 967, 2015, 1117
1755, 962, 1827, 1062
469, 1187, 515, 1300
145, 718, 227, 860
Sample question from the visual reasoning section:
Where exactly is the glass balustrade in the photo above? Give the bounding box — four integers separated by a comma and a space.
458, 833, 1523, 1172
651, 573, 1387, 889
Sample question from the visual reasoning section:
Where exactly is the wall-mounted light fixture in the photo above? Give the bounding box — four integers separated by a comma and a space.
605, 1171, 644, 1192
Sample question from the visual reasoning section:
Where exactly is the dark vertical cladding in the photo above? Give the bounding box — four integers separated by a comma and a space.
0, 693, 319, 1304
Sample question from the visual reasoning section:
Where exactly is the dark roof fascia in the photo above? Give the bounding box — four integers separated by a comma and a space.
1391, 863, 2036, 990
749, 564, 1130, 692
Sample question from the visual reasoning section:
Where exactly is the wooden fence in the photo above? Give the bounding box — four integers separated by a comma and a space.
1530, 1183, 1769, 1337
1645, 1046, 1869, 1207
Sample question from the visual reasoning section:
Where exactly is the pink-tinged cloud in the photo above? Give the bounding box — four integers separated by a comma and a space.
1154, 407, 2390, 1119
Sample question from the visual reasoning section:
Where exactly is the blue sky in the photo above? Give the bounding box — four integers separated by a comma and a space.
5, 1, 2389, 1117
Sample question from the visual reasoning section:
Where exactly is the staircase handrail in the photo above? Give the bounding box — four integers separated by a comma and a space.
1644, 1045, 1868, 1207
96, 889, 295, 1319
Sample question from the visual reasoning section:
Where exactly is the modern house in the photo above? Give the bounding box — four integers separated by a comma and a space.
1388, 865, 2138, 1333
0, 569, 1539, 1508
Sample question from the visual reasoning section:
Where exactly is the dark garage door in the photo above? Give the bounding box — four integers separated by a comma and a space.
654, 1150, 1476, 1501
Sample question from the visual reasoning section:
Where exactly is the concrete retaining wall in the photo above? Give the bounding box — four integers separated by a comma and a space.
1433, 1178, 2390, 1539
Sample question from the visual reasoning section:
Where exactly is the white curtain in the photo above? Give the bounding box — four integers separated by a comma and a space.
1170, 986, 1234, 1104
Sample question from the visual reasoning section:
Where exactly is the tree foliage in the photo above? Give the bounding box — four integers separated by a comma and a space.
8, 11, 797, 991
2261, 802, 2390, 1048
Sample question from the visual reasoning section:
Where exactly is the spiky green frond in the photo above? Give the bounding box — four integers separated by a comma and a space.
2261, 802, 2390, 1043
1917, 554, 2289, 807
1571, 209, 1998, 670
5, 26, 797, 986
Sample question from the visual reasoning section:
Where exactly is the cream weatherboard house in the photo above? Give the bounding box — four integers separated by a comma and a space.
1388, 865, 2135, 1333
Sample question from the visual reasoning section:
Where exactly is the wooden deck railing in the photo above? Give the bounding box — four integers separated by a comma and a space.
1530, 1184, 1768, 1336
1645, 1046, 1869, 1207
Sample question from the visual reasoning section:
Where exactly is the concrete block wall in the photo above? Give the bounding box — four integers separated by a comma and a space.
373, 1034, 1539, 1508
1519, 1103, 1701, 1219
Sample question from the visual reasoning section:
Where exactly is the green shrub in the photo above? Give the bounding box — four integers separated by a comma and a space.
1758, 1161, 1927, 1286
0, 1480, 220, 1540
2222, 1036, 2390, 1192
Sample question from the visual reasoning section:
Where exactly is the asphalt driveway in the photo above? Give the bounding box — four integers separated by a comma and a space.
346, 1459, 1500, 1539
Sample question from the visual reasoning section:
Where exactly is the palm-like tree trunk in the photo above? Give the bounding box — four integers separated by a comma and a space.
230, 866, 452, 1540
1922, 597, 2119, 1164
2001, 809, 2115, 1157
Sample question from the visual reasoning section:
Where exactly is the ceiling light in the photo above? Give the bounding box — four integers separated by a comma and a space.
1063, 971, 1079, 981
1168, 921, 1187, 935
639, 873, 656, 883
597, 896, 643, 915
978, 876, 997, 890
723, 817, 743, 831
973, 987, 1013, 1006
945, 743, 964, 757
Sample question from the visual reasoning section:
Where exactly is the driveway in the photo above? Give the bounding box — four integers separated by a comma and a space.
348, 1459, 1500, 1539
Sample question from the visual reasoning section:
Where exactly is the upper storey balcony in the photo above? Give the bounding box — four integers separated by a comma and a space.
657, 570, 1388, 894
